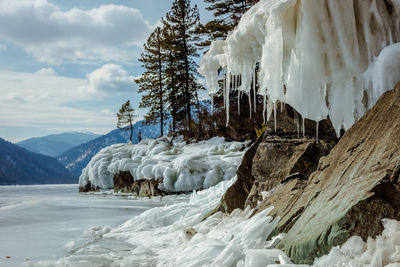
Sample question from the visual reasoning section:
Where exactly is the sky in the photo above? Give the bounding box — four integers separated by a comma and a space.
0, 0, 213, 142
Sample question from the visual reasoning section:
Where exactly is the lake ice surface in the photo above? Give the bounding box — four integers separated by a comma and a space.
0, 184, 188, 266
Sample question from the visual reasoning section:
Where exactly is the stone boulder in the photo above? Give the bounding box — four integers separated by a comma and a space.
246, 135, 335, 208
258, 84, 400, 264
211, 118, 336, 214
113, 171, 166, 197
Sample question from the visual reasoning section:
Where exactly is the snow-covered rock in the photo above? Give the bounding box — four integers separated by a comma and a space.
199, 0, 400, 136
79, 136, 248, 192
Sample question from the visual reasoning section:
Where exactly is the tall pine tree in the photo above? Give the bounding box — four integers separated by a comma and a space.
161, 21, 181, 133
163, 0, 203, 132
135, 27, 167, 136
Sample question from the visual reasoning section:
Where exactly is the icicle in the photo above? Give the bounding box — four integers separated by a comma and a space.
226, 72, 231, 127
274, 102, 277, 133
249, 92, 252, 119
238, 91, 241, 115
211, 94, 214, 114
280, 101, 283, 111
296, 117, 300, 138
253, 67, 256, 112
316, 121, 319, 142
222, 75, 225, 109
302, 117, 305, 137
263, 95, 266, 123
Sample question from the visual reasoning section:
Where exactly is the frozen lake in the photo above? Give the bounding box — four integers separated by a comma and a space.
0, 185, 186, 266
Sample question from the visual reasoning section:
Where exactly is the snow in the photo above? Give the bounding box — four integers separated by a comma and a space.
199, 0, 400, 135
32, 179, 400, 266
34, 179, 292, 266
314, 219, 400, 266
79, 136, 248, 192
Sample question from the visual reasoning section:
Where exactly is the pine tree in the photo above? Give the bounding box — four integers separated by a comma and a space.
117, 100, 137, 143
198, 0, 259, 47
161, 22, 182, 133
163, 0, 203, 132
135, 26, 167, 136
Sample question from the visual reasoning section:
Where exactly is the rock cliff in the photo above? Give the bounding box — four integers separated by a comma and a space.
211, 102, 337, 214
214, 84, 400, 264
254, 84, 400, 263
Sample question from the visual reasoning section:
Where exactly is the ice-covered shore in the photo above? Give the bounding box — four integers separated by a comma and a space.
79, 136, 248, 192
34, 177, 400, 266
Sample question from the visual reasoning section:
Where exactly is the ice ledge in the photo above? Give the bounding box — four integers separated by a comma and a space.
199, 0, 400, 136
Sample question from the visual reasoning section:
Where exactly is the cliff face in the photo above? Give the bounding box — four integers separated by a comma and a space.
216, 83, 400, 264
211, 102, 337, 214
266, 83, 400, 263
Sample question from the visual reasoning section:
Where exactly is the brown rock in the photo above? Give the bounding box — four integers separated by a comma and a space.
247, 135, 334, 208
79, 180, 99, 193
113, 171, 168, 197
113, 171, 134, 193
209, 134, 264, 214
258, 83, 400, 264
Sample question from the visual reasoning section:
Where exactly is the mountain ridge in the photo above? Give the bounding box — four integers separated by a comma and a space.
17, 132, 99, 157
0, 138, 76, 185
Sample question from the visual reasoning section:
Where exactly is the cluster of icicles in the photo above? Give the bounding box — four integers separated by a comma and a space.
199, 0, 400, 137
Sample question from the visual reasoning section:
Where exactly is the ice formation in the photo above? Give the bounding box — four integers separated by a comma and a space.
36, 178, 400, 266
199, 0, 400, 135
79, 136, 247, 192
313, 219, 400, 266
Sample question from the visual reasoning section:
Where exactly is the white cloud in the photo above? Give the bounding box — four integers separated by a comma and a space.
0, 70, 108, 129
100, 109, 114, 116
0, 43, 6, 51
0, 0, 152, 65
0, 69, 143, 140
35, 67, 57, 76
81, 64, 136, 95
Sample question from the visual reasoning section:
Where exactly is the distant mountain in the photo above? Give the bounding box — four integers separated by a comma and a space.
0, 138, 76, 185
17, 132, 99, 157
58, 121, 163, 177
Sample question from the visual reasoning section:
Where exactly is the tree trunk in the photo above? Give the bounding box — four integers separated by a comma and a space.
182, 5, 191, 132
158, 30, 164, 137
129, 123, 133, 142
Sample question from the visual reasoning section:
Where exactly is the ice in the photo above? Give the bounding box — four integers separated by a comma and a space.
79, 136, 248, 192
27, 181, 400, 266
34, 179, 293, 266
313, 219, 400, 266
199, 0, 400, 135
0, 185, 175, 266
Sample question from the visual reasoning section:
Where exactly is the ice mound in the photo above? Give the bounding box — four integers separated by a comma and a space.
199, 0, 400, 135
79, 136, 247, 192
314, 219, 400, 266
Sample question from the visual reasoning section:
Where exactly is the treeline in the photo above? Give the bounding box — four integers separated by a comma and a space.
136, 0, 260, 137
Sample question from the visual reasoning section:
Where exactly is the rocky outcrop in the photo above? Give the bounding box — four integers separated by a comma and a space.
79, 181, 99, 192
113, 171, 166, 197
211, 101, 337, 214
246, 136, 335, 208
210, 134, 263, 214
255, 84, 400, 264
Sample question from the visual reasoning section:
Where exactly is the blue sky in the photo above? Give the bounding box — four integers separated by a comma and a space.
0, 0, 212, 142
